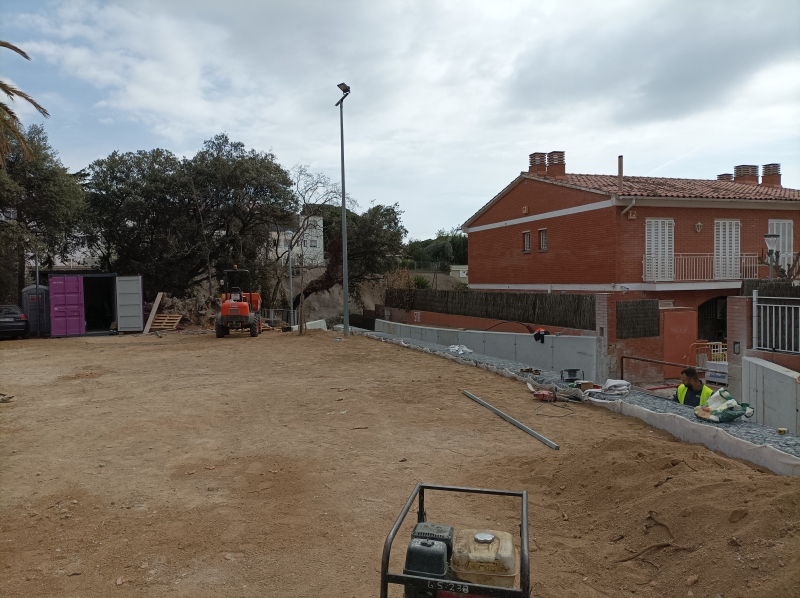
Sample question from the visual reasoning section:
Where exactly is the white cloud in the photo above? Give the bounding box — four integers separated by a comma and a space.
5, 0, 800, 237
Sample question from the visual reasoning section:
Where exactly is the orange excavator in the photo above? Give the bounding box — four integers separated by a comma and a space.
216, 266, 263, 338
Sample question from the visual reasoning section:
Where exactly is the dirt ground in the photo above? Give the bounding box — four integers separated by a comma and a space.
0, 330, 798, 598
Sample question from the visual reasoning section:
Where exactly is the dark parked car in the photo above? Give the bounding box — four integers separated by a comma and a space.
0, 305, 29, 339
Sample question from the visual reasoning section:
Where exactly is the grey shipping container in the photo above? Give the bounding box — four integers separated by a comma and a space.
21, 285, 50, 335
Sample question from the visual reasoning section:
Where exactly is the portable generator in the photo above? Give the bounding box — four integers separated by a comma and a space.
380, 483, 530, 598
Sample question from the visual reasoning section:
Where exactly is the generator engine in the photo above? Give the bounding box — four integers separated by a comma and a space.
403, 522, 517, 598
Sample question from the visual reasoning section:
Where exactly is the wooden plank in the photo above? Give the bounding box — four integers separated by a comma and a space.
143, 292, 163, 335
149, 315, 183, 331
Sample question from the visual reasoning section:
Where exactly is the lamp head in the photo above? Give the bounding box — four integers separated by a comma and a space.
337, 82, 350, 93
764, 233, 780, 253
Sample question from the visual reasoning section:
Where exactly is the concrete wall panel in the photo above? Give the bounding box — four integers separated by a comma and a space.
552, 336, 597, 381
515, 335, 552, 369
437, 329, 460, 347
484, 332, 517, 361
457, 331, 486, 355
743, 357, 800, 435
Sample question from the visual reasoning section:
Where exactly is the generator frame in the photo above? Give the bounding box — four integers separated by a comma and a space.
381, 482, 530, 598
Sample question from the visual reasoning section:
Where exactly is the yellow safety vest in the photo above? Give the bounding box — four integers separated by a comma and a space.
676, 384, 714, 406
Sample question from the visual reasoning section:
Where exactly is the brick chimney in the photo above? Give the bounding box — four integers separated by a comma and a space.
761, 163, 781, 188
717, 174, 733, 181
546, 151, 566, 179
528, 152, 547, 175
733, 165, 758, 185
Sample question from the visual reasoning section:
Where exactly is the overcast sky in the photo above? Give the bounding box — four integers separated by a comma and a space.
2, 0, 798, 239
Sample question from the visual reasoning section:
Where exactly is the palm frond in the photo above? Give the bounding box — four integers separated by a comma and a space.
0, 79, 49, 117
0, 40, 31, 61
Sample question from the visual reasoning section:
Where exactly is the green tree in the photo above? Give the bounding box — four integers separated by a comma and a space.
83, 148, 204, 298
83, 134, 297, 299
294, 203, 407, 309
1, 41, 49, 168
0, 124, 84, 302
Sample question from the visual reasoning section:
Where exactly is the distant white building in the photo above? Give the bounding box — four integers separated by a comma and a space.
270, 215, 324, 267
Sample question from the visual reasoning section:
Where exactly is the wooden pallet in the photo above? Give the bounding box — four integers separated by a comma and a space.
149, 314, 183, 331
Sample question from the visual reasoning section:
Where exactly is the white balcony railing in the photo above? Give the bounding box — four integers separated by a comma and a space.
642, 253, 759, 282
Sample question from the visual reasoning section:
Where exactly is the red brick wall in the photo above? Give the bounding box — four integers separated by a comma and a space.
469, 177, 606, 227
746, 350, 800, 373
382, 308, 588, 335
616, 206, 798, 282
469, 206, 619, 285
468, 174, 797, 293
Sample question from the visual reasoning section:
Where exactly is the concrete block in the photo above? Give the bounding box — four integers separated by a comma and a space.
437, 329, 460, 347
420, 327, 438, 344
484, 332, 517, 361
458, 331, 485, 355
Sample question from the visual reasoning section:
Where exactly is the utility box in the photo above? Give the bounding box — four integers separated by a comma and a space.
21, 285, 50, 336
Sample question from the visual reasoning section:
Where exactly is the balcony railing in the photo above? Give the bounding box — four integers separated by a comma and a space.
642, 253, 759, 282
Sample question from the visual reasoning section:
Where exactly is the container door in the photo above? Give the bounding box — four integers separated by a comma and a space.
115, 275, 144, 332
64, 276, 85, 336
51, 276, 85, 336
49, 276, 68, 337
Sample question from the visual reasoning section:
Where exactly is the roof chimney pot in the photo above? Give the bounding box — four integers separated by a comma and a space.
717, 174, 733, 181
546, 151, 566, 179
733, 165, 759, 185
528, 152, 547, 175
618, 155, 623, 194
761, 163, 781, 188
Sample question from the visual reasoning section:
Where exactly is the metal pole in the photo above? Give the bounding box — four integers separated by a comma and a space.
461, 390, 559, 450
768, 251, 774, 280
340, 99, 350, 337
35, 250, 40, 338
288, 237, 294, 327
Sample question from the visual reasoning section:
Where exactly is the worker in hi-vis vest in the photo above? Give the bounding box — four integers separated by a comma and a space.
673, 367, 714, 407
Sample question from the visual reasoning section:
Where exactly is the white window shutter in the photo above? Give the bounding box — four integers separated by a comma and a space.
769, 220, 794, 271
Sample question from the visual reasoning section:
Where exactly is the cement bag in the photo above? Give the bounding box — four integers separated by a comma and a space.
694, 388, 750, 423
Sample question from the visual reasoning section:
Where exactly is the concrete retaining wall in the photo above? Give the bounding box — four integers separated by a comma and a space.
376, 319, 598, 381
742, 357, 800, 435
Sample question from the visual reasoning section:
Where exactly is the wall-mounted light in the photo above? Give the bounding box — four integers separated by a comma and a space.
695, 222, 703, 233
733, 341, 740, 355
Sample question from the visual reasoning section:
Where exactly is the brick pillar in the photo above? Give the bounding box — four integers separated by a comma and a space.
726, 296, 752, 401
595, 294, 611, 381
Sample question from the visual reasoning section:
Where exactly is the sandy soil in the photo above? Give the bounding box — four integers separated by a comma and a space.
0, 330, 798, 598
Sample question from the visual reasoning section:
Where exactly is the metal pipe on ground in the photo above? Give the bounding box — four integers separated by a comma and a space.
461, 390, 559, 450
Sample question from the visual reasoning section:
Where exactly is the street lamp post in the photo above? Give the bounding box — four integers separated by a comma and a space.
335, 82, 351, 337
764, 233, 780, 280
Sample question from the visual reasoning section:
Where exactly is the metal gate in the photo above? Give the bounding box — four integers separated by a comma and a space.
753, 291, 800, 353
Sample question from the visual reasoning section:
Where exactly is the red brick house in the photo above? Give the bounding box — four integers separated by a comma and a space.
463, 151, 798, 341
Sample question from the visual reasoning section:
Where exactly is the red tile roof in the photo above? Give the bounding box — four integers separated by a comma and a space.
525, 173, 800, 201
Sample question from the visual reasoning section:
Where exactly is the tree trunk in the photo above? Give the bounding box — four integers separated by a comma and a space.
17, 244, 26, 304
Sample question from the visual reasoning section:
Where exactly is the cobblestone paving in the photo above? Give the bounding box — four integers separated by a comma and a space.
363, 331, 800, 459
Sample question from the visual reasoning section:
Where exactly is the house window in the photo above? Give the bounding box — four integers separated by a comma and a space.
310, 239, 318, 248
523, 231, 531, 253
538, 229, 547, 252
769, 220, 794, 272
714, 220, 741, 279
303, 240, 308, 247
459, 269, 467, 278
644, 219, 674, 281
